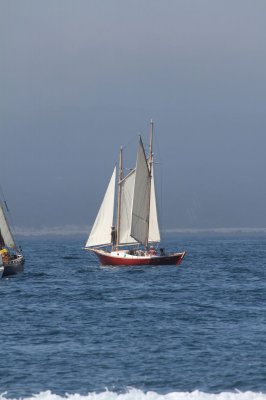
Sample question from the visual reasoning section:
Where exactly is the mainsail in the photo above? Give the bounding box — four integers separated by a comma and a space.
130, 137, 151, 246
118, 165, 160, 245
118, 141, 160, 246
0, 203, 16, 249
85, 166, 116, 247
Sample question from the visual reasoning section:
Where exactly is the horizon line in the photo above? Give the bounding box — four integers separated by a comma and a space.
12, 225, 266, 237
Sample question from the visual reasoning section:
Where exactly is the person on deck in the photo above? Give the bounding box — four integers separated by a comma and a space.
0, 248, 10, 262
111, 226, 117, 248
148, 246, 157, 256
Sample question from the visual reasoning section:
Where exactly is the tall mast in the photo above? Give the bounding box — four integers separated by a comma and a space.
149, 119, 154, 170
144, 120, 153, 248
116, 146, 123, 248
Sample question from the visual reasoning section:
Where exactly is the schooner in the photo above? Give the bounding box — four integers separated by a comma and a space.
85, 122, 185, 266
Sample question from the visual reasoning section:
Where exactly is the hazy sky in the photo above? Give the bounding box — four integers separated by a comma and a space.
1, 1, 266, 232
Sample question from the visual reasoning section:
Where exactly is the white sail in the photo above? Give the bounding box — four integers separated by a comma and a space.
0, 204, 16, 249
85, 166, 116, 248
130, 137, 151, 246
148, 163, 160, 243
119, 169, 137, 245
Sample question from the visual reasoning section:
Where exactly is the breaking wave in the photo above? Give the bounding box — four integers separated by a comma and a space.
1, 390, 266, 400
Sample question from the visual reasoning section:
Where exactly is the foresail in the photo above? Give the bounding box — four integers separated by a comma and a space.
0, 204, 16, 249
119, 169, 137, 245
85, 166, 116, 247
130, 137, 151, 246
148, 163, 160, 243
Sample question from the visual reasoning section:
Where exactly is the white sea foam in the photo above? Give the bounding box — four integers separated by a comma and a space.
1, 390, 266, 400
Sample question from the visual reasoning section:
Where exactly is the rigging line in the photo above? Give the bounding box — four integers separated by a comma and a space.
122, 134, 139, 152
120, 124, 152, 159
116, 135, 139, 175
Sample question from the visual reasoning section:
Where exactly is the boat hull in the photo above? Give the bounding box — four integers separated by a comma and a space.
1, 255, 25, 278
89, 249, 185, 266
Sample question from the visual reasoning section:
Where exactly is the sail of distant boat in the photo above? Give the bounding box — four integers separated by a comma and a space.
0, 203, 17, 250
0, 197, 25, 277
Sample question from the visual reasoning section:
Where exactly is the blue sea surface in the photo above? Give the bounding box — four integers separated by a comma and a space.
1, 234, 266, 399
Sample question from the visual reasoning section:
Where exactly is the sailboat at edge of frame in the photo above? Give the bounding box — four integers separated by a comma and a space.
84, 121, 185, 266
0, 195, 25, 278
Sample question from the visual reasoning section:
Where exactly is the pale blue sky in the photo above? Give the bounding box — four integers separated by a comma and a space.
1, 1, 266, 231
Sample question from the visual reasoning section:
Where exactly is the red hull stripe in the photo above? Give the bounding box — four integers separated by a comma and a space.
91, 250, 185, 266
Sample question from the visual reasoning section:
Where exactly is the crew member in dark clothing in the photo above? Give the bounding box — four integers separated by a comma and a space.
160, 248, 165, 256
111, 226, 117, 248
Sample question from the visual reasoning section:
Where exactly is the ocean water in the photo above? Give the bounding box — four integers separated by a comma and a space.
1, 234, 266, 400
